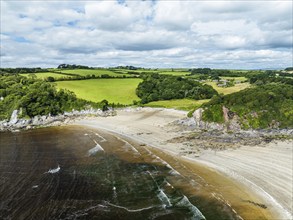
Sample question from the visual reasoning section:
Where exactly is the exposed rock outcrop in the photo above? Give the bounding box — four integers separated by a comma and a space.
191, 108, 225, 130
9, 110, 19, 124
190, 107, 241, 131
222, 106, 241, 131
0, 108, 116, 131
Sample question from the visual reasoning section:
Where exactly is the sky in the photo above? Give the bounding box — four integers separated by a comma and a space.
0, 0, 292, 69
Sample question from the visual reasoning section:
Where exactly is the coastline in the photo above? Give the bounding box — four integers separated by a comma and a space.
0, 109, 116, 132
1, 107, 292, 219
73, 107, 292, 220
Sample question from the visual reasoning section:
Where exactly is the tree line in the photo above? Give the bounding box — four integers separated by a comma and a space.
136, 73, 218, 104
0, 74, 110, 120
0, 67, 49, 74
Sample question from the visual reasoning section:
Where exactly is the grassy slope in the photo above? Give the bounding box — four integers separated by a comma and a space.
57, 69, 132, 77
221, 76, 247, 81
205, 82, 251, 95
113, 69, 158, 74
158, 71, 190, 76
55, 78, 141, 104
21, 72, 72, 79
144, 99, 210, 111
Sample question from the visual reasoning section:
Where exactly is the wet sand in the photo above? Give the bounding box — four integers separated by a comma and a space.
75, 107, 293, 220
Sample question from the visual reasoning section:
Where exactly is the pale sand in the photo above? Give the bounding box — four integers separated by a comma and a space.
75, 107, 293, 219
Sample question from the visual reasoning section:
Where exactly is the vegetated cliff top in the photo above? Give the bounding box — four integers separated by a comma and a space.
200, 83, 293, 129
0, 74, 108, 120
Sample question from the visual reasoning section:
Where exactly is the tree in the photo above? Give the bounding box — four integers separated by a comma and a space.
136, 73, 217, 103
46, 76, 55, 82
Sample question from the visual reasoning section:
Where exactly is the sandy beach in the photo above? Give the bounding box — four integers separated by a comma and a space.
75, 107, 293, 220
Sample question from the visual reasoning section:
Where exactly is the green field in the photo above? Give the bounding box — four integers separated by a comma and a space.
144, 99, 210, 111
158, 71, 190, 76
21, 72, 72, 79
111, 68, 189, 76
205, 82, 251, 95
57, 69, 133, 77
55, 78, 142, 104
221, 76, 247, 81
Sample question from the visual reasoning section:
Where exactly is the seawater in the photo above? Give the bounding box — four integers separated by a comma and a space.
0, 126, 242, 220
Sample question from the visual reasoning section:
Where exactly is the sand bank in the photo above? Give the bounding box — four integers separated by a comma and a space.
75, 107, 292, 219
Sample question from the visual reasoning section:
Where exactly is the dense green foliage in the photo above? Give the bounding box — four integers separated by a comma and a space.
136, 73, 218, 104
0, 67, 49, 74
201, 83, 293, 129
190, 68, 252, 77
249, 72, 293, 85
189, 68, 293, 80
57, 64, 93, 69
114, 65, 141, 70
0, 74, 107, 120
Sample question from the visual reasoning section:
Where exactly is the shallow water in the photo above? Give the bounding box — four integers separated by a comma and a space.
0, 126, 244, 219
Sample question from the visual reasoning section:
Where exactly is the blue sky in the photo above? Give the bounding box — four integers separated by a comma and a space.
0, 0, 292, 69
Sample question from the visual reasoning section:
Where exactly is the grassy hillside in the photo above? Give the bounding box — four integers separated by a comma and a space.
158, 71, 190, 76
221, 76, 247, 81
56, 78, 141, 104
205, 82, 251, 95
20, 72, 73, 79
58, 69, 134, 77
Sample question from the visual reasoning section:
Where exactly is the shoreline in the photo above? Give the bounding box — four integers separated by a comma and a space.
73, 107, 292, 220
0, 109, 116, 132
1, 107, 292, 218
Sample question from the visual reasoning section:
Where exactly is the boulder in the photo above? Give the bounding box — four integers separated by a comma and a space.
9, 110, 19, 124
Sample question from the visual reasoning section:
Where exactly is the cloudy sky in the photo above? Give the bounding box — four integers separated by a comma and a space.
1, 0, 292, 69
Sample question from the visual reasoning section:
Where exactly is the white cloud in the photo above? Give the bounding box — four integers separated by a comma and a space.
84, 1, 133, 30
0, 0, 292, 69
153, 1, 194, 30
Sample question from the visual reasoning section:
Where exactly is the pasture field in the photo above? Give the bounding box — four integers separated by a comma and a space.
205, 82, 251, 95
111, 68, 189, 76
158, 71, 190, 76
57, 69, 133, 77
144, 99, 210, 111
20, 72, 72, 79
39, 68, 191, 78
157, 68, 190, 72
221, 76, 247, 81
112, 69, 158, 74
55, 78, 142, 104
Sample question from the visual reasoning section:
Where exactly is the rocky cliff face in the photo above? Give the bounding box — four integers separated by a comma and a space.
192, 107, 241, 131
174, 108, 292, 146
0, 108, 116, 131
222, 106, 241, 131
192, 108, 224, 130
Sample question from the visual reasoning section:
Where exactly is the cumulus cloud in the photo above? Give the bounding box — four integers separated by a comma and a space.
0, 0, 292, 68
